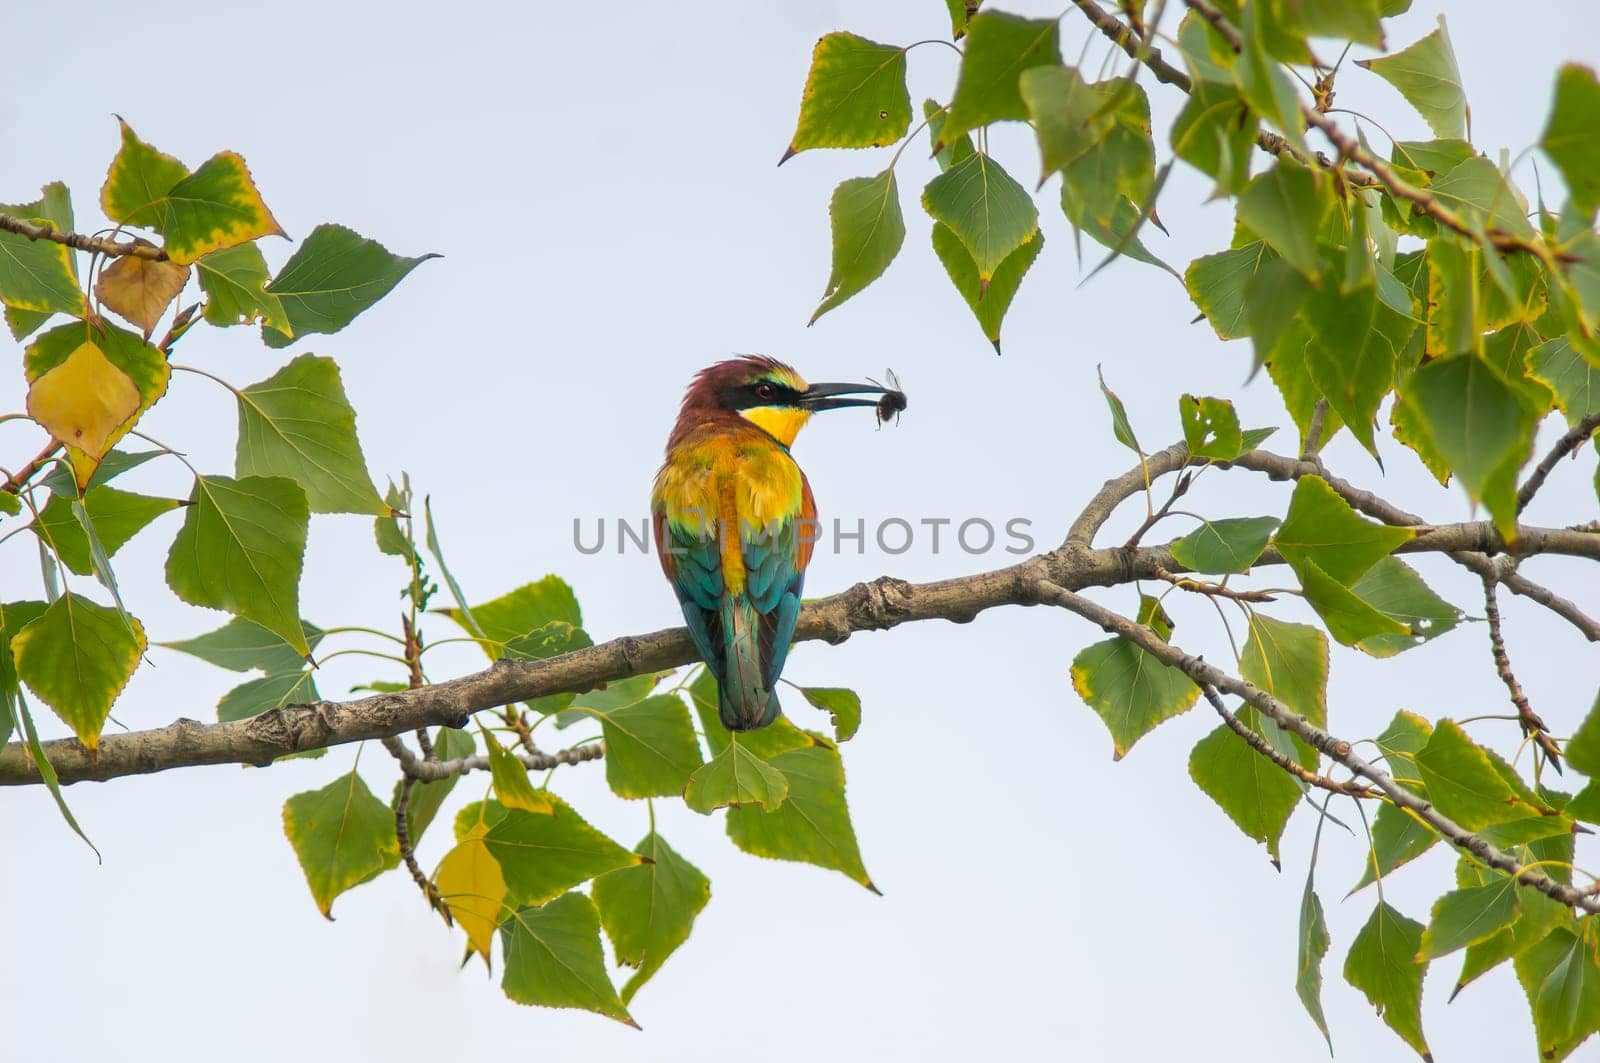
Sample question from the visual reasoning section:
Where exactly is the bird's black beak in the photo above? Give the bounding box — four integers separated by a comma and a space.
797, 381, 890, 412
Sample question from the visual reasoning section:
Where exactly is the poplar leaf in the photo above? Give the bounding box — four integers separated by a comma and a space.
195, 242, 288, 331
1344, 901, 1430, 1059
589, 694, 703, 800
24, 340, 141, 462
0, 186, 86, 317
32, 487, 180, 576
94, 250, 190, 337
921, 152, 1038, 283
1071, 636, 1199, 759
782, 33, 911, 159
1540, 63, 1600, 218
483, 796, 643, 906
483, 729, 556, 814
593, 832, 712, 1004
930, 223, 1041, 351
1170, 516, 1279, 575
261, 224, 438, 347
500, 893, 635, 1026
940, 12, 1060, 147
434, 820, 508, 965
684, 739, 789, 814
811, 170, 904, 323
1357, 15, 1468, 139
726, 742, 875, 892
164, 475, 310, 655
160, 151, 283, 265
100, 120, 188, 230
235, 353, 385, 515
282, 769, 401, 918
11, 592, 145, 751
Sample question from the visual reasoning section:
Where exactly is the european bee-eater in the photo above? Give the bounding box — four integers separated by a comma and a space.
652, 357, 895, 730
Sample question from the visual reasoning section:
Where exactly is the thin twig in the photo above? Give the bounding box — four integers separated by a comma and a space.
1518, 412, 1600, 514
1033, 580, 1600, 915
1482, 577, 1564, 771
1300, 399, 1330, 461
1201, 684, 1374, 797
1156, 567, 1278, 603
1, 441, 63, 496
0, 212, 169, 261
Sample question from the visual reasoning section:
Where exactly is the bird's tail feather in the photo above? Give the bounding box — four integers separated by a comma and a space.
720, 594, 780, 730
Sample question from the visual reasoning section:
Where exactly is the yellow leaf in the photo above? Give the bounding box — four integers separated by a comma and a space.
434, 824, 508, 967
95, 248, 191, 337
25, 341, 140, 462
161, 151, 284, 266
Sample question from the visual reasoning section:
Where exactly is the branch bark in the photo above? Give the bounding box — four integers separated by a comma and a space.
0, 211, 169, 262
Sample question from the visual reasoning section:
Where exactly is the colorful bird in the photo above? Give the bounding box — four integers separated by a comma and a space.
652, 357, 893, 730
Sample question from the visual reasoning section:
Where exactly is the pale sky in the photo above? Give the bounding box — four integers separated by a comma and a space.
2, 2, 1597, 1061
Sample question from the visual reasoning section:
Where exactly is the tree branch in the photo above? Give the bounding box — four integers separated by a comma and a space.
0, 211, 169, 262
1032, 580, 1600, 915
1482, 577, 1564, 771
1518, 412, 1600, 514
1199, 683, 1373, 797
3, 446, 1594, 786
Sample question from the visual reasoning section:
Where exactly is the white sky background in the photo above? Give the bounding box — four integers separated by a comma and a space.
2, 2, 1598, 1060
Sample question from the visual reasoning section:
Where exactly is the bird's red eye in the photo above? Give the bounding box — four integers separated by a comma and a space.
754, 382, 777, 401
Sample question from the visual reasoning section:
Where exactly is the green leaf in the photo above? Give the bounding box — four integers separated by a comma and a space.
1303, 276, 1416, 456
1419, 875, 1519, 959
282, 769, 400, 918
1344, 901, 1430, 1059
0, 600, 48, 745
1186, 240, 1278, 341
501, 893, 635, 1026
1456, 883, 1567, 997
1415, 719, 1544, 831
160, 616, 320, 673
444, 575, 583, 658
782, 32, 911, 160
1430, 156, 1535, 240
483, 796, 642, 906
1020, 64, 1112, 183
1071, 635, 1199, 759
234, 353, 385, 515
395, 726, 474, 844
1399, 353, 1535, 537
1232, 2, 1307, 153
1236, 163, 1329, 279
1527, 336, 1600, 427
587, 694, 703, 800
592, 832, 712, 1004
1097, 366, 1142, 455
726, 741, 876, 891
930, 223, 1041, 352
1059, 189, 1175, 277
1353, 712, 1437, 892
1358, 15, 1467, 139
1170, 79, 1257, 197
12, 690, 98, 856
684, 737, 789, 813
811, 170, 905, 323
1170, 516, 1279, 575
921, 152, 1039, 284
1189, 704, 1309, 860
1513, 925, 1600, 1061
40, 448, 160, 498
11, 592, 144, 751
1303, 562, 1412, 646
262, 224, 438, 347
1296, 876, 1332, 1049
0, 184, 87, 317
483, 728, 556, 814
160, 151, 283, 265
217, 668, 318, 723
1179, 394, 1243, 460
945, 0, 980, 39
32, 486, 180, 576
1240, 614, 1328, 727
1566, 687, 1600, 776
924, 98, 975, 172
195, 242, 288, 331
165, 475, 310, 655
800, 686, 861, 742
1350, 557, 1463, 657
1058, 80, 1155, 226
939, 12, 1060, 147
100, 120, 188, 230
1541, 63, 1600, 218
1279, 0, 1384, 47
1276, 476, 1415, 584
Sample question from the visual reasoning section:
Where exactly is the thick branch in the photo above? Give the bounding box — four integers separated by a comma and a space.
0, 212, 169, 262
1034, 580, 1600, 915
3, 446, 1593, 786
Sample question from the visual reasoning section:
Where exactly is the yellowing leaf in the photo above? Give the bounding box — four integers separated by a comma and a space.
783, 32, 911, 160
25, 340, 141, 461
161, 152, 283, 265
435, 823, 508, 965
100, 119, 189, 230
94, 249, 190, 337
484, 728, 556, 814
11, 592, 146, 751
